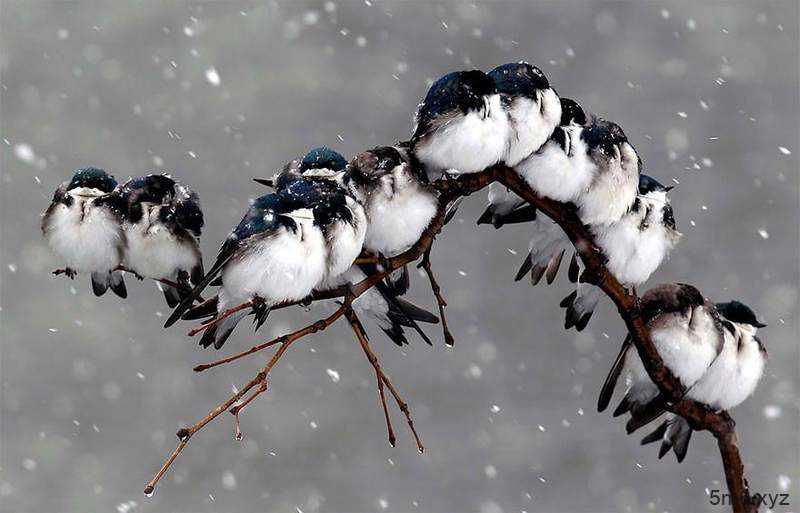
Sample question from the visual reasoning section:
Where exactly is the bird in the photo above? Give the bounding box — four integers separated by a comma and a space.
516, 117, 641, 226
559, 174, 680, 330
477, 96, 588, 229
41, 167, 127, 297
596, 283, 726, 436
254, 146, 349, 189
113, 174, 204, 307
345, 145, 441, 343
165, 175, 361, 350
409, 70, 510, 180
256, 147, 439, 346
487, 61, 562, 167
639, 301, 767, 462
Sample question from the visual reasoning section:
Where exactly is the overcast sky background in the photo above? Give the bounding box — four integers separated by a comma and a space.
1, 2, 798, 512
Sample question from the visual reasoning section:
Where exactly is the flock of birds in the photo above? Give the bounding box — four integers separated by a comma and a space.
41, 62, 767, 463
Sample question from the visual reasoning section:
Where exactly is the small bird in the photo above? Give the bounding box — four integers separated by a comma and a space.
517, 117, 641, 226
477, 97, 588, 229
114, 174, 204, 307
42, 167, 127, 297
639, 301, 767, 462
409, 70, 510, 180
257, 147, 438, 345
347, 145, 438, 262
257, 147, 368, 286
340, 146, 441, 343
487, 61, 562, 167
166, 175, 362, 349
596, 283, 725, 434
559, 174, 680, 330
255, 146, 350, 189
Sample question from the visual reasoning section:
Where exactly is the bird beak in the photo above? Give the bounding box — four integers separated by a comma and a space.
664, 185, 675, 192
754, 321, 767, 328
253, 178, 274, 188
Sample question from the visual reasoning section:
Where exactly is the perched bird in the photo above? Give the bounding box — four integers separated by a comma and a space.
114, 174, 204, 307
639, 301, 767, 461
477, 96, 587, 229
409, 70, 510, 180
255, 146, 349, 189
42, 167, 127, 297
517, 117, 641, 226
256, 147, 438, 345
488, 62, 562, 167
166, 175, 363, 350
346, 145, 441, 342
348, 145, 438, 264
559, 174, 680, 330
596, 283, 725, 434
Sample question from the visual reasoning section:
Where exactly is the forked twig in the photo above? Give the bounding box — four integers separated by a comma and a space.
346, 310, 396, 447
417, 246, 454, 346
230, 380, 268, 441
144, 298, 352, 495
346, 309, 424, 452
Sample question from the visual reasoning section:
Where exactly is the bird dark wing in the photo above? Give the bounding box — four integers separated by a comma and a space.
598, 335, 632, 412
163, 237, 239, 327
164, 195, 291, 328
639, 283, 705, 323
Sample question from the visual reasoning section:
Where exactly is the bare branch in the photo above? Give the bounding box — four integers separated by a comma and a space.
418, 247, 454, 346
145, 163, 756, 512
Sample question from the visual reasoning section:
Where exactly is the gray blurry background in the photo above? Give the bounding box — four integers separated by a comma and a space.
1, 2, 798, 512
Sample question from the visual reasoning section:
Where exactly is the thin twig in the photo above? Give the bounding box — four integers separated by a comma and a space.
346, 310, 396, 447
417, 247, 454, 346
230, 380, 268, 441
194, 305, 348, 372
145, 298, 353, 494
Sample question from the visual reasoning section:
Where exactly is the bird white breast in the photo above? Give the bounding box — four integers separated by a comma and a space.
364, 168, 438, 257
324, 198, 367, 281
43, 191, 124, 273
650, 307, 720, 388
516, 126, 596, 202
124, 205, 200, 280
416, 94, 510, 177
594, 194, 679, 286
577, 142, 639, 226
504, 89, 562, 167
219, 212, 327, 310
690, 325, 765, 410
486, 182, 524, 216
622, 347, 660, 406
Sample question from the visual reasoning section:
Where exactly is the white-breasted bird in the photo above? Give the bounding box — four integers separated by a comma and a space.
409, 70, 510, 181
477, 96, 588, 229
165, 175, 362, 350
488, 61, 562, 167
113, 174, 204, 307
42, 167, 127, 297
638, 300, 767, 461
559, 174, 680, 330
597, 283, 725, 435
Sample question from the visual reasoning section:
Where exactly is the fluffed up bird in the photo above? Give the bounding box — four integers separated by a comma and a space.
638, 300, 767, 462
42, 167, 127, 297
254, 146, 349, 189
165, 174, 365, 350
598, 285, 767, 462
410, 70, 510, 180
488, 61, 562, 167
257, 147, 439, 346
517, 116, 641, 226
559, 174, 680, 331
113, 174, 204, 307
477, 96, 588, 230
346, 145, 441, 343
